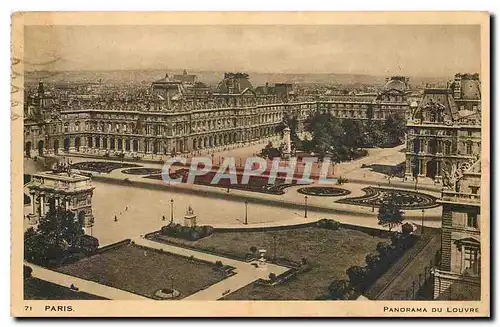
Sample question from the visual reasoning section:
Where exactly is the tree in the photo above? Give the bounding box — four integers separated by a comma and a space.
401, 223, 414, 236
365, 253, 380, 271
377, 198, 404, 232
328, 279, 351, 300
249, 246, 257, 254
277, 114, 300, 142
376, 242, 394, 259
259, 142, 280, 159
383, 114, 406, 146
346, 265, 367, 286
341, 119, 365, 149
36, 207, 85, 249
24, 207, 93, 266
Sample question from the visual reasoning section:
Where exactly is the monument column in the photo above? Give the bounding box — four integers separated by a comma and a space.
31, 192, 36, 215
282, 126, 291, 159
39, 193, 45, 217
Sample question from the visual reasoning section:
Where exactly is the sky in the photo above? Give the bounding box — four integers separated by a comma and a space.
24, 25, 481, 77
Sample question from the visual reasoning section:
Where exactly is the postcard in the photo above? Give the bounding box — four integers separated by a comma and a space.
11, 11, 490, 317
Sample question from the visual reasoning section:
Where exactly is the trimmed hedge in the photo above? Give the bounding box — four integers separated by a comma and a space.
316, 219, 341, 230
160, 223, 214, 241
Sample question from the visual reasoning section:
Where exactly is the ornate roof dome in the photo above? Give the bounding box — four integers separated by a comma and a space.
382, 78, 408, 92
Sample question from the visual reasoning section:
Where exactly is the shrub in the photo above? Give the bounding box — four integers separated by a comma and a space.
214, 260, 223, 268
328, 279, 351, 300
161, 223, 214, 241
390, 232, 402, 247
401, 223, 414, 236
376, 242, 394, 258
204, 225, 215, 236
268, 273, 277, 282
365, 253, 380, 271
193, 226, 204, 237
316, 219, 340, 230
78, 234, 99, 255
400, 234, 417, 249
250, 246, 257, 254
189, 230, 201, 241
346, 265, 367, 287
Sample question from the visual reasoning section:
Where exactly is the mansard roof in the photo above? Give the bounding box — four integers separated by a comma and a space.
214, 72, 254, 94
411, 87, 459, 122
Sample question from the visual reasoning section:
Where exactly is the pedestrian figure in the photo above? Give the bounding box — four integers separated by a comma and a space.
114, 215, 118, 222
125, 206, 128, 211
162, 215, 166, 221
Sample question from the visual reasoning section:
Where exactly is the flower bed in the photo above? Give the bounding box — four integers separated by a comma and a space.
297, 186, 351, 197
121, 167, 162, 175
71, 161, 140, 173
145, 168, 301, 195
336, 187, 438, 210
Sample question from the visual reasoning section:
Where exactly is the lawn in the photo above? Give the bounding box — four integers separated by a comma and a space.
24, 277, 107, 300
55, 244, 227, 299
154, 227, 387, 300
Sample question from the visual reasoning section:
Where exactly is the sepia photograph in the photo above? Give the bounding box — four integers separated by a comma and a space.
11, 11, 490, 317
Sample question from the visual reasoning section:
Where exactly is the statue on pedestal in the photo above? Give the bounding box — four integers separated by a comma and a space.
281, 124, 292, 160
184, 204, 197, 227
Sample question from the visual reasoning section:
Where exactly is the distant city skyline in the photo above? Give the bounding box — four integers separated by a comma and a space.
24, 25, 481, 77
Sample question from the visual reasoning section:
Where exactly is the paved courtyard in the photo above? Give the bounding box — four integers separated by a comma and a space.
22, 143, 446, 301
24, 143, 444, 246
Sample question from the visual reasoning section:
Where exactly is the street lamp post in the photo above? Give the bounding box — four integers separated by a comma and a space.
244, 201, 248, 225
421, 209, 425, 234
304, 196, 308, 218
170, 199, 174, 223
272, 233, 277, 262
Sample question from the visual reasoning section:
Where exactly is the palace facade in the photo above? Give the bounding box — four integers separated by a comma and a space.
24, 73, 412, 160
433, 158, 481, 300
404, 73, 481, 182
